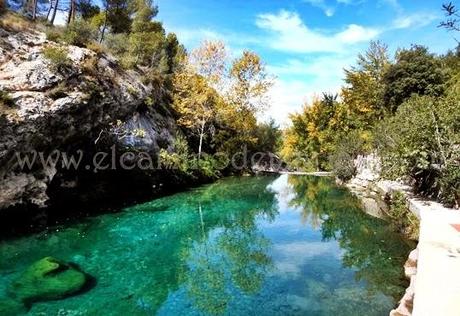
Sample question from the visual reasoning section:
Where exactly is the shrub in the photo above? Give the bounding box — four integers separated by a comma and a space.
43, 46, 72, 72
387, 191, 419, 240
0, 90, 17, 118
85, 41, 106, 56
376, 92, 460, 207
81, 55, 99, 76
159, 134, 192, 175
105, 33, 129, 57
46, 82, 68, 100
329, 130, 368, 181
0, 12, 31, 32
0, 90, 14, 107
62, 19, 96, 47
45, 27, 64, 42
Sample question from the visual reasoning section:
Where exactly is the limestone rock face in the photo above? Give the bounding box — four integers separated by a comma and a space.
0, 26, 176, 210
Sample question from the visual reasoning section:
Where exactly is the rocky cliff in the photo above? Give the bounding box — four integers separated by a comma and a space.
0, 24, 177, 229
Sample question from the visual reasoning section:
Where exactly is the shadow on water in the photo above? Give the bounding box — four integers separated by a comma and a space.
0, 175, 412, 315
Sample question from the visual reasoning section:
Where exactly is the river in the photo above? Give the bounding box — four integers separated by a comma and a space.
0, 175, 412, 315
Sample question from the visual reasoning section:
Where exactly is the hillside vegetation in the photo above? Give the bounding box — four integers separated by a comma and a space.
0, 0, 282, 180
281, 7, 460, 207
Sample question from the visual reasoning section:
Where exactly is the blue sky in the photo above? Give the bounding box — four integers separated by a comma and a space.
156, 0, 456, 124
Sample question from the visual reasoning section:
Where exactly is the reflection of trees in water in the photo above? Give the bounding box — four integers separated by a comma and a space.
287, 175, 413, 300
178, 178, 278, 315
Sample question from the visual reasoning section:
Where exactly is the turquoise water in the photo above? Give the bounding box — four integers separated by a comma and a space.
0, 175, 412, 315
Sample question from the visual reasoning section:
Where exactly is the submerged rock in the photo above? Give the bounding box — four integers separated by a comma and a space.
8, 257, 89, 306
0, 297, 26, 316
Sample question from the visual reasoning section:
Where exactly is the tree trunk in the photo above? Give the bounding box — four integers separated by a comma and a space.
50, 0, 59, 25
46, 0, 53, 20
31, 0, 37, 20
66, 0, 75, 25
198, 121, 205, 160
99, 11, 108, 43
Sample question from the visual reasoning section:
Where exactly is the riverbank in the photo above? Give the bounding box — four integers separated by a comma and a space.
343, 155, 460, 316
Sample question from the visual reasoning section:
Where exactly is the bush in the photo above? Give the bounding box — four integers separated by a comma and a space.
46, 82, 68, 100
329, 130, 368, 181
85, 41, 106, 56
0, 90, 14, 107
376, 92, 460, 207
387, 191, 419, 240
81, 55, 99, 76
105, 33, 129, 57
62, 19, 96, 47
45, 27, 64, 42
0, 12, 31, 32
43, 46, 72, 72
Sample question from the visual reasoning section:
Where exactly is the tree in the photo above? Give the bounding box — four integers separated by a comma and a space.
383, 45, 447, 112
0, 0, 7, 14
77, 0, 100, 20
49, 0, 59, 25
253, 119, 282, 153
172, 66, 221, 159
67, 0, 77, 24
228, 51, 273, 114
342, 41, 390, 124
190, 40, 227, 88
440, 2, 460, 32
99, 0, 132, 41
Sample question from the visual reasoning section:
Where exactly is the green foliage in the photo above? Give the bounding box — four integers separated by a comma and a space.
375, 92, 460, 206
62, 19, 97, 47
45, 27, 63, 42
342, 41, 389, 125
77, 0, 100, 20
159, 134, 223, 178
387, 192, 419, 240
46, 82, 68, 100
43, 46, 72, 71
105, 0, 133, 34
105, 33, 130, 56
383, 45, 447, 112
159, 134, 194, 175
282, 40, 459, 207
0, 90, 15, 108
329, 130, 367, 181
281, 93, 341, 171
253, 119, 282, 153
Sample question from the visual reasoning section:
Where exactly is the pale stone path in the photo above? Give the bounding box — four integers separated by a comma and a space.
410, 199, 460, 316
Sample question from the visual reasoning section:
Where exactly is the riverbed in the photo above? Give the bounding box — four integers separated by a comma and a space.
0, 175, 412, 315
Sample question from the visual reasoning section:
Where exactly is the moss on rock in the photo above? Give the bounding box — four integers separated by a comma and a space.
0, 297, 26, 316
8, 257, 88, 305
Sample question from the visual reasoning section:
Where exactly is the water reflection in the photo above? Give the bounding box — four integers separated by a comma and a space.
0, 175, 411, 316
287, 175, 413, 300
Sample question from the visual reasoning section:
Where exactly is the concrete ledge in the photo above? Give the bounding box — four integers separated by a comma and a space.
411, 202, 460, 316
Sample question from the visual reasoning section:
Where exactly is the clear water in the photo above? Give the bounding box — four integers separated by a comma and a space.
0, 175, 412, 316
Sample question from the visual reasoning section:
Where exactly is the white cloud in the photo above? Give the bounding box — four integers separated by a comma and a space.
255, 10, 380, 53
272, 240, 343, 276
263, 55, 351, 125
392, 13, 440, 30
303, 0, 366, 16
302, 0, 336, 17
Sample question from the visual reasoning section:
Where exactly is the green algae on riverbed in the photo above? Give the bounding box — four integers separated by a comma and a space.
0, 175, 412, 315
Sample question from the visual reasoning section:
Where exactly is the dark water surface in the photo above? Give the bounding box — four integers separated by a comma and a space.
0, 175, 412, 315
